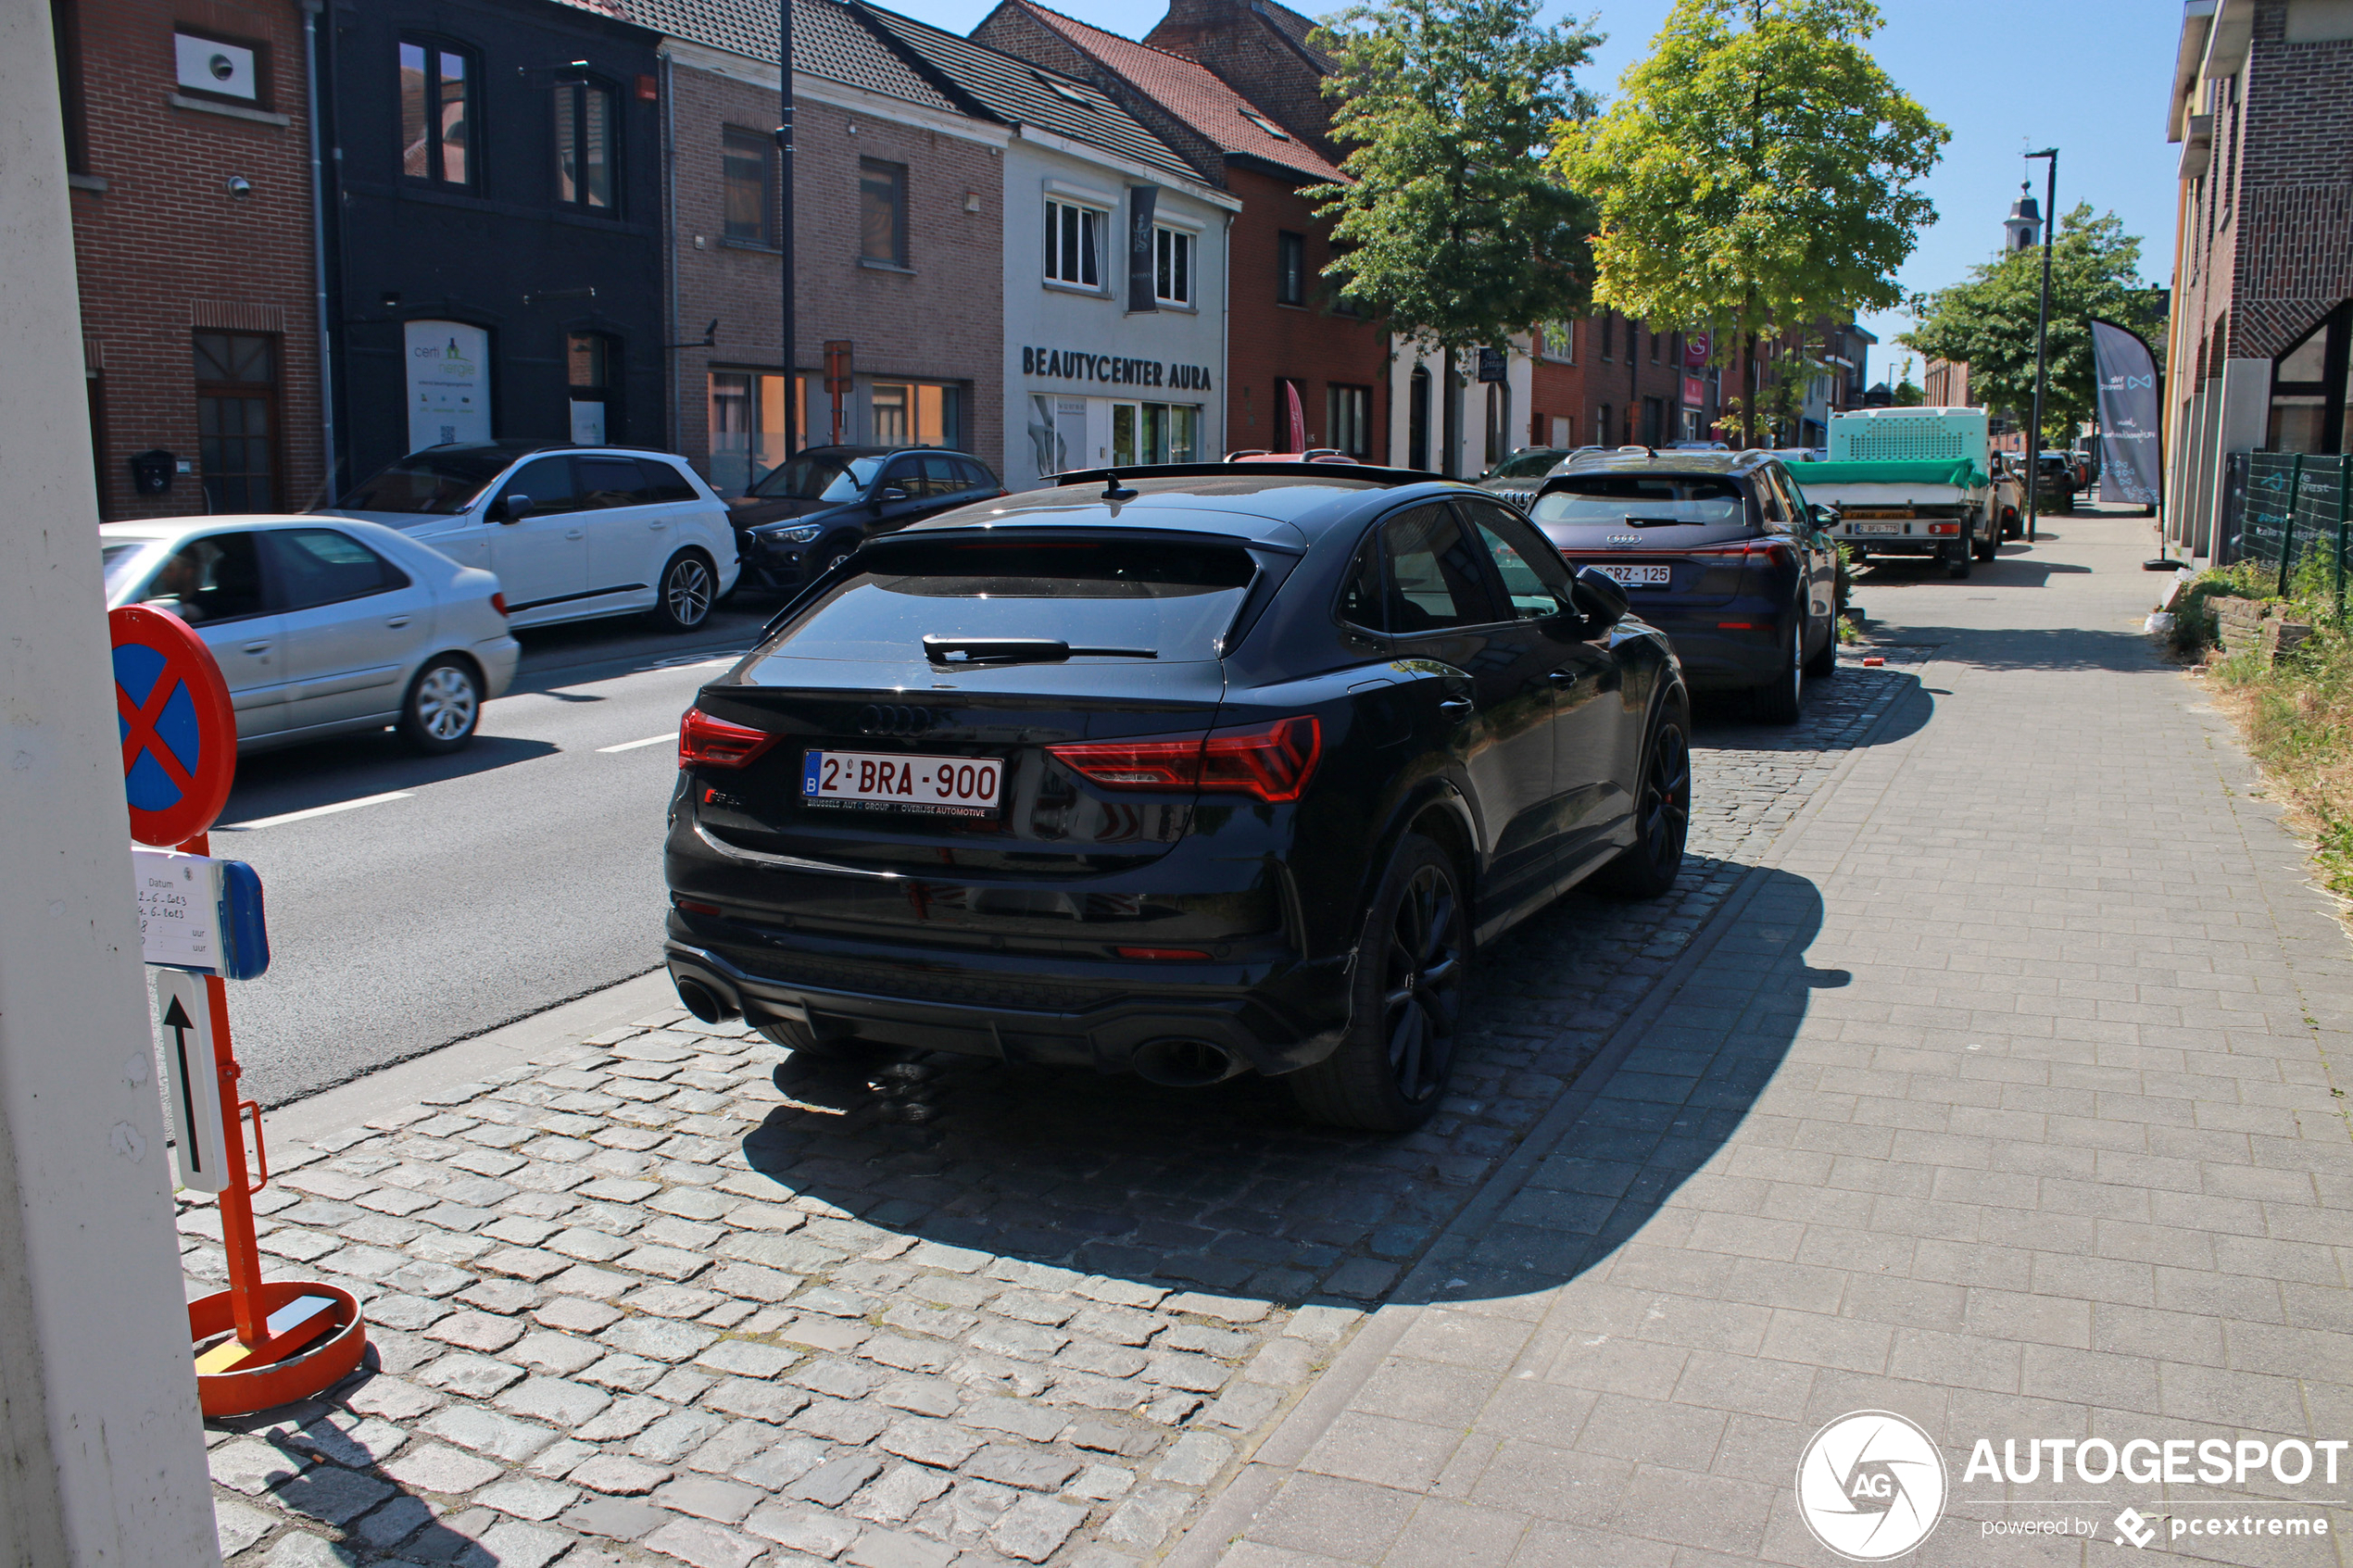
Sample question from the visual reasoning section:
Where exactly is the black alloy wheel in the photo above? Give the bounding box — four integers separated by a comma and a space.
1290, 834, 1466, 1131
655, 551, 715, 633
1755, 607, 1804, 724
1598, 710, 1692, 898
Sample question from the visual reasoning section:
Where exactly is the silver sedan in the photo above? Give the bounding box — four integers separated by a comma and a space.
101, 515, 520, 755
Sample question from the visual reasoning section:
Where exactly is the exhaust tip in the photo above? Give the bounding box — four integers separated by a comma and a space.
1132, 1037, 1239, 1088
673, 975, 738, 1025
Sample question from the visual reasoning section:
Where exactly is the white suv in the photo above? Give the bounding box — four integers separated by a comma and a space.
324, 442, 739, 632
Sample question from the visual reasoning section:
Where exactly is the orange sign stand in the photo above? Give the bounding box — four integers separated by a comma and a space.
111, 605, 368, 1417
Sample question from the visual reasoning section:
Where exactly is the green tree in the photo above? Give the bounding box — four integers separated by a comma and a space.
1902, 206, 2167, 445
1554, 0, 1945, 446
1312, 0, 1599, 470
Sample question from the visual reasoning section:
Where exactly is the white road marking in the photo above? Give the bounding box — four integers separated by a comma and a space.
219, 791, 414, 831
598, 734, 676, 754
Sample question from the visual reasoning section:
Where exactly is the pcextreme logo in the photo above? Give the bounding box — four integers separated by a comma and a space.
1795, 1411, 1948, 1562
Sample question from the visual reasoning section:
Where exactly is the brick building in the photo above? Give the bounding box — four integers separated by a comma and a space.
973, 0, 1386, 459
2164, 0, 2353, 557
630, 0, 1005, 495
1145, 0, 1339, 164
52, 0, 327, 520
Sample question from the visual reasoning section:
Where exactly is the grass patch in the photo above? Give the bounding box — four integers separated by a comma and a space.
2194, 558, 2353, 902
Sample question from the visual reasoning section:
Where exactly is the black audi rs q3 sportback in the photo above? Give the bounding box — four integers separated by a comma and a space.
663, 464, 1692, 1130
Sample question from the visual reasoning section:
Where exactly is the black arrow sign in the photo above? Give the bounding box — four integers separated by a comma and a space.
161, 992, 203, 1174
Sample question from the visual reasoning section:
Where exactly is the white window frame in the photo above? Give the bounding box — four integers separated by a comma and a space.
1153, 224, 1193, 307
1044, 197, 1109, 292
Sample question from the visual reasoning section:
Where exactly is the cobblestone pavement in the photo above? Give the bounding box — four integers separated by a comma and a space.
186, 657, 1920, 1568
1199, 520, 2353, 1566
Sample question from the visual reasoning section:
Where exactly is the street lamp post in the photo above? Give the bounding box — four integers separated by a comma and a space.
2023, 147, 2057, 544
777, 0, 798, 461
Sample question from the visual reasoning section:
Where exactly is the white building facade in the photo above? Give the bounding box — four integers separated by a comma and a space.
1003, 133, 1235, 487
1387, 338, 1536, 479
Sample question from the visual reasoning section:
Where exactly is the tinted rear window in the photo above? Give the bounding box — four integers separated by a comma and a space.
1532, 475, 1746, 528
767, 540, 1256, 663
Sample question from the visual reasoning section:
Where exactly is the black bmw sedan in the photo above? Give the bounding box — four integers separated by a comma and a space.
663, 464, 1691, 1130
728, 445, 1006, 594
1529, 448, 1839, 723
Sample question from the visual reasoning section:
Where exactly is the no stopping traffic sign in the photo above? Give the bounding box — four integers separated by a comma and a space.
109, 604, 237, 847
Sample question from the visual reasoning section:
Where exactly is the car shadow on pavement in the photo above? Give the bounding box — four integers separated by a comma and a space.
730, 863, 1832, 1325
1691, 668, 1931, 750
216, 734, 560, 824
1870, 624, 2168, 674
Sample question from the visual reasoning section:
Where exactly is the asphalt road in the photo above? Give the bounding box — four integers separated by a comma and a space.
205, 604, 774, 1108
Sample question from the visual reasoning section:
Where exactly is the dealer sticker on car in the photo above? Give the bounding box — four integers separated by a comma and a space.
1594, 563, 1673, 587
804, 750, 1001, 817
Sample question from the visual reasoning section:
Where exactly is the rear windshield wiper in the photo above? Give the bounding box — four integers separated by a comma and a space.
922, 635, 1158, 666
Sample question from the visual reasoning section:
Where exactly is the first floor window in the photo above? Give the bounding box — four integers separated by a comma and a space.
554, 77, 617, 210
1328, 384, 1373, 458
723, 128, 773, 245
1596, 403, 1611, 446
862, 159, 906, 265
1154, 226, 1192, 306
1276, 231, 1305, 306
399, 40, 472, 186
194, 332, 278, 512
1542, 320, 1573, 362
1045, 198, 1103, 287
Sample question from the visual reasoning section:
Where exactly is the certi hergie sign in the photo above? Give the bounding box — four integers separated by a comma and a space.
1021, 345, 1214, 393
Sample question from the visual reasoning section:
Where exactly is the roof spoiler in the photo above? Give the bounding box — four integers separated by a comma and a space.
1051, 460, 1446, 488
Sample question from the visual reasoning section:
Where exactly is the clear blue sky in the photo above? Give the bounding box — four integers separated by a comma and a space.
882, 0, 2183, 387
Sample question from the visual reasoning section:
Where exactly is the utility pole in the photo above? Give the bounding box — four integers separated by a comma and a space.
777, 0, 798, 461
2023, 147, 2057, 545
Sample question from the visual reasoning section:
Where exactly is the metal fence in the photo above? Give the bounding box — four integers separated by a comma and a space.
2235, 452, 2353, 612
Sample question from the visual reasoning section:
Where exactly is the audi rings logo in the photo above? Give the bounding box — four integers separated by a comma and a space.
1796, 1411, 1947, 1561
857, 704, 935, 738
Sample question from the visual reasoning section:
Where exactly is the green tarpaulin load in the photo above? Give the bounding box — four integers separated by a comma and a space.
1785, 458, 1988, 491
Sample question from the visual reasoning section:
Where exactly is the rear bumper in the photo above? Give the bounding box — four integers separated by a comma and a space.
475, 635, 521, 700
664, 927, 1349, 1077
1627, 605, 1793, 689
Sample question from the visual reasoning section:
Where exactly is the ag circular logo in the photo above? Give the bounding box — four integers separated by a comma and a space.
1795, 1410, 1946, 1561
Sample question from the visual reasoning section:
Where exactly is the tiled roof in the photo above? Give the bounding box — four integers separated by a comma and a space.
1013, 1, 1344, 183
851, 2, 1202, 186
623, 0, 959, 113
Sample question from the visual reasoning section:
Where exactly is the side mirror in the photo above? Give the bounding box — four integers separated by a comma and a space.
492, 494, 533, 523
1569, 565, 1629, 628
878, 485, 911, 504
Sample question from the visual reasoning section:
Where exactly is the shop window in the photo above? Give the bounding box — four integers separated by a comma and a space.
1111, 402, 1200, 465
708, 370, 806, 496
1045, 198, 1103, 288
554, 77, 618, 211
568, 332, 617, 444
1277, 231, 1305, 307
2269, 304, 2349, 456
1328, 384, 1373, 458
862, 159, 906, 266
1155, 226, 1192, 307
871, 383, 963, 449
723, 128, 774, 245
398, 40, 473, 188
194, 332, 278, 512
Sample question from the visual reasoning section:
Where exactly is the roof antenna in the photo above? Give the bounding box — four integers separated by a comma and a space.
1101, 469, 1137, 502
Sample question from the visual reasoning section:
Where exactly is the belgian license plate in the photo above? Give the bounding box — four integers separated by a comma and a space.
1853, 521, 1904, 534
803, 750, 1002, 817
1595, 563, 1672, 587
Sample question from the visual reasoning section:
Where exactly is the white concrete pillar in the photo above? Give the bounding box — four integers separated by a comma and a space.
0, 0, 222, 1561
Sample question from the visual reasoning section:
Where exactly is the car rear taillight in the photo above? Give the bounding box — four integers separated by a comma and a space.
1050, 715, 1322, 803
1689, 540, 1798, 571
491, 593, 509, 617
678, 707, 779, 770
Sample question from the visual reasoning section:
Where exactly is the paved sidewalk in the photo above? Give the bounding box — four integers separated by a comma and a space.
1192, 516, 2353, 1566
187, 631, 1917, 1562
